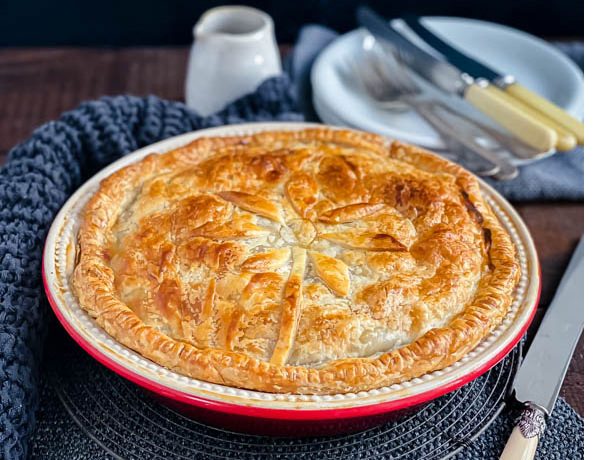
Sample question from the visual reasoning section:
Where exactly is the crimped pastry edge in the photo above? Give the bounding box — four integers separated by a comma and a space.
72, 127, 520, 395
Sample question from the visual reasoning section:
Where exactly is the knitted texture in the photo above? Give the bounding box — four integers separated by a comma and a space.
0, 76, 301, 460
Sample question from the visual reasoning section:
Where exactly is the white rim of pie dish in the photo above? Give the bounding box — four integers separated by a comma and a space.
43, 122, 540, 414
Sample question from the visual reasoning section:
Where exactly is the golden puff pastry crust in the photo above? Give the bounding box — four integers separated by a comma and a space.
72, 128, 520, 394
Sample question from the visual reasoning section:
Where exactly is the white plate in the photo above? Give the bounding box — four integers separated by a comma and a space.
44, 122, 540, 412
312, 17, 584, 162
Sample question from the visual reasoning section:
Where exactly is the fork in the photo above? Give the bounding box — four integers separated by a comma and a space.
351, 41, 520, 180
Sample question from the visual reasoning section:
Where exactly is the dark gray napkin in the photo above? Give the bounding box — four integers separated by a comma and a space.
291, 24, 584, 202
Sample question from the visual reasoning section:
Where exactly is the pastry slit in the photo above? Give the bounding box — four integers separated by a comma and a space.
270, 247, 306, 366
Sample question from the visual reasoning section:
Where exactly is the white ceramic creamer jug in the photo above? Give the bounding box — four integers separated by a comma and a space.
185, 6, 282, 116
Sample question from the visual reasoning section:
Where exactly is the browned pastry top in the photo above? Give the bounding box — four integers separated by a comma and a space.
72, 128, 519, 394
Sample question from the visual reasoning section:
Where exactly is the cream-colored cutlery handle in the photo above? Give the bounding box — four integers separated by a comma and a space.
499, 405, 547, 460
505, 83, 584, 145
485, 85, 577, 152
464, 84, 557, 152
499, 427, 539, 460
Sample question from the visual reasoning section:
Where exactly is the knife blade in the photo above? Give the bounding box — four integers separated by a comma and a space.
402, 14, 503, 83
403, 15, 584, 146
499, 237, 584, 459
513, 236, 584, 414
356, 6, 558, 153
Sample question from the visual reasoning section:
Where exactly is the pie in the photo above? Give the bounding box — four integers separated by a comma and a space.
72, 128, 520, 394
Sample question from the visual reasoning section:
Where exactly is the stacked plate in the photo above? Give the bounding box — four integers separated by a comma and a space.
312, 17, 584, 166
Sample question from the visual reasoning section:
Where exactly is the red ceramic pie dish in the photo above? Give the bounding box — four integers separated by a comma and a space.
42, 123, 541, 436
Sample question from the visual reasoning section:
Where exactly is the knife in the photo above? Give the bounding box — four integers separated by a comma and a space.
500, 237, 584, 459
356, 6, 558, 153
403, 15, 583, 148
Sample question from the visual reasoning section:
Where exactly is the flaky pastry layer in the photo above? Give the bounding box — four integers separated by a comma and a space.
72, 128, 520, 394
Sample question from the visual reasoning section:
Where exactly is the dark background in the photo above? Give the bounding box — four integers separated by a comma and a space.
0, 0, 583, 46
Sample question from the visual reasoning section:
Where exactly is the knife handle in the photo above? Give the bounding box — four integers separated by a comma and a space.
485, 85, 577, 152
499, 405, 547, 460
464, 83, 558, 152
499, 428, 539, 460
505, 83, 584, 145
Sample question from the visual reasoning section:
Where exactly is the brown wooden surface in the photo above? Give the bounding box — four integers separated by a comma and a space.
0, 47, 583, 416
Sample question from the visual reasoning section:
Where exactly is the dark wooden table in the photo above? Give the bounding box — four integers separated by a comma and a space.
0, 47, 583, 416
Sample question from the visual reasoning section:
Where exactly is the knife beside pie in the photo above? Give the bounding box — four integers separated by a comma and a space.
403, 15, 584, 148
500, 237, 584, 459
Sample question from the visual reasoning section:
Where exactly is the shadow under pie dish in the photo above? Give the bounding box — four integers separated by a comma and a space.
44, 123, 539, 429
